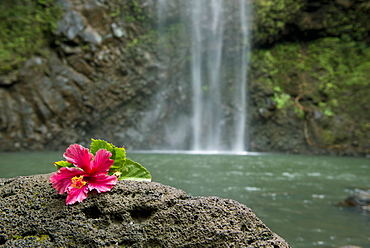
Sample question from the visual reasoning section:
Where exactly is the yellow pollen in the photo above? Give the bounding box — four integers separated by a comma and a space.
71, 176, 87, 189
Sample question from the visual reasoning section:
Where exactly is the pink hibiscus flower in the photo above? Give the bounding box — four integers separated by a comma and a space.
50, 144, 118, 205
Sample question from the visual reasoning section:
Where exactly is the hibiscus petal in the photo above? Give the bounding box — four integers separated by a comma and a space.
87, 174, 117, 193
64, 144, 93, 173
66, 186, 89, 205
90, 149, 114, 175
50, 167, 85, 194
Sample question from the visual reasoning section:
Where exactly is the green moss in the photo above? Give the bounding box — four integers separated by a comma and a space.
107, 0, 157, 55
304, 38, 370, 116
0, 0, 62, 74
12, 234, 50, 243
126, 29, 158, 55
322, 130, 335, 144
323, 2, 370, 42
39, 235, 50, 242
251, 37, 370, 149
294, 108, 305, 119
118, 0, 146, 24
252, 0, 304, 44
271, 86, 291, 109
252, 37, 370, 116
252, 0, 369, 46
131, 1, 146, 22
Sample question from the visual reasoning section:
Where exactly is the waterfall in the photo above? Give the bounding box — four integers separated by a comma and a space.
189, 0, 225, 151
141, 0, 251, 152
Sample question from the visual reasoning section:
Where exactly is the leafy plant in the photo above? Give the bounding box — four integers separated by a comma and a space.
270, 86, 290, 109
54, 139, 151, 182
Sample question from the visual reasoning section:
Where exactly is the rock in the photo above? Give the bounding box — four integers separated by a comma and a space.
337, 189, 370, 213
258, 108, 273, 119
0, 174, 291, 247
0, 71, 18, 86
56, 10, 86, 40
336, 246, 362, 248
111, 23, 127, 38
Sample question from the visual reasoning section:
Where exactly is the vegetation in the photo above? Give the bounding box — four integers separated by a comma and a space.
251, 37, 370, 150
323, 1, 370, 42
252, 0, 370, 46
0, 0, 62, 74
252, 37, 370, 117
252, 0, 304, 45
109, 0, 147, 25
122, 0, 146, 24
13, 234, 50, 243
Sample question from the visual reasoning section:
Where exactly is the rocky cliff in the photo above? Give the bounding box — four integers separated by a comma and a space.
248, 0, 370, 156
0, 174, 291, 247
0, 0, 369, 156
0, 0, 159, 151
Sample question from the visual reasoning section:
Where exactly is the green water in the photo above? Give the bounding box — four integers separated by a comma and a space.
0, 152, 369, 247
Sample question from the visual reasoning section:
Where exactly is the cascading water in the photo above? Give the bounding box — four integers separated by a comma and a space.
140, 0, 251, 152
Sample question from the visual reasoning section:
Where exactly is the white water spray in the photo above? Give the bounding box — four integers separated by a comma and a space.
149, 0, 251, 152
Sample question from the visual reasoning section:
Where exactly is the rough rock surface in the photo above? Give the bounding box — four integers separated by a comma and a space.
0, 174, 291, 247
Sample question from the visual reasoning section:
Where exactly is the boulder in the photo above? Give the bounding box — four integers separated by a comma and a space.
337, 189, 370, 213
0, 174, 291, 247
336, 246, 363, 248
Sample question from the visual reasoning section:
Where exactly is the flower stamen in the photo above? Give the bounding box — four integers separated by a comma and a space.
71, 176, 87, 189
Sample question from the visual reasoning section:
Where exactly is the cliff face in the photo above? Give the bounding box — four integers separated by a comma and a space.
248, 38, 370, 156
248, 0, 370, 156
252, 0, 370, 46
0, 0, 369, 156
0, 0, 159, 151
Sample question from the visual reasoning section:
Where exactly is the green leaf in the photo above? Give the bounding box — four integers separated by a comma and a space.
88, 139, 151, 181
90, 139, 127, 174
54, 160, 73, 170
118, 158, 152, 182
90, 139, 114, 155
109, 147, 126, 173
